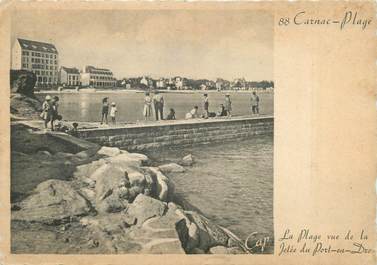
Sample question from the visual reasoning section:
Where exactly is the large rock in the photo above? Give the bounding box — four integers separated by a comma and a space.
74, 159, 107, 180
127, 171, 146, 187
184, 211, 229, 252
93, 164, 131, 213
180, 154, 194, 166
158, 163, 186, 174
147, 167, 169, 201
10, 93, 42, 119
97, 146, 121, 157
96, 193, 129, 214
12, 179, 92, 223
127, 206, 187, 254
175, 217, 200, 253
104, 153, 148, 169
125, 153, 150, 165
10, 69, 36, 97
124, 194, 167, 226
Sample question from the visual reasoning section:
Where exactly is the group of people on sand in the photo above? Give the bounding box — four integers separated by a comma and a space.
185, 93, 232, 119
185, 92, 260, 120
40, 95, 78, 135
142, 91, 235, 121
100, 90, 261, 124
41, 91, 260, 130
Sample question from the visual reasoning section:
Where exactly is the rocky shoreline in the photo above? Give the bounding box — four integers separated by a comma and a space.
11, 124, 250, 254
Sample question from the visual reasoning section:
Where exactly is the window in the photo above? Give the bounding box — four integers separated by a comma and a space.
38, 77, 42, 82
36, 71, 40, 75
49, 77, 52, 82
22, 63, 27, 68
54, 60, 57, 64
54, 55, 56, 59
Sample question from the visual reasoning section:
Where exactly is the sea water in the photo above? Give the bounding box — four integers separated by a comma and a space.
146, 134, 274, 246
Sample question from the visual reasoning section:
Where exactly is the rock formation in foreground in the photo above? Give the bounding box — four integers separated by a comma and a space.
11, 146, 249, 254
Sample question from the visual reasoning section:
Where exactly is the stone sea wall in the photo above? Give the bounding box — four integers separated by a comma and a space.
77, 116, 274, 152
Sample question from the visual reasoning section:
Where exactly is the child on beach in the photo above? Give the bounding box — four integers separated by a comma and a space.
110, 102, 117, 124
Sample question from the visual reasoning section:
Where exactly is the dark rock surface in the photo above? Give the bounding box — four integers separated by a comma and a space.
10, 70, 37, 97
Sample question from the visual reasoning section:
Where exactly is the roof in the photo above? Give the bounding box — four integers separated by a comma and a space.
17, 38, 58, 54
85, 65, 112, 74
61, 66, 80, 74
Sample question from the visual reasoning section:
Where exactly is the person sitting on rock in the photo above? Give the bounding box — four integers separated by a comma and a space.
166, 108, 176, 120
54, 115, 69, 133
185, 106, 199, 119
216, 104, 227, 117
68, 122, 79, 137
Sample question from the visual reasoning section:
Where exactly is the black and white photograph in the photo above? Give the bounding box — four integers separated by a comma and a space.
10, 8, 274, 254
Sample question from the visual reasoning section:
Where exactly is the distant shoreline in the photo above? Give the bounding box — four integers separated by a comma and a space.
35, 89, 274, 95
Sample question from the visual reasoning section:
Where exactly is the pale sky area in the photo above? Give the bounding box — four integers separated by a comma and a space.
11, 9, 273, 81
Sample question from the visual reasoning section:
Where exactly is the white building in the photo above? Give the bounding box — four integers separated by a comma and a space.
11, 38, 59, 86
174, 77, 184, 90
81, 66, 116, 88
59, 66, 80, 86
156, 78, 165, 89
140, 76, 149, 86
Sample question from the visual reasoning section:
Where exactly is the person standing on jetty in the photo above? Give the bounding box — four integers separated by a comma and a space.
143, 92, 152, 121
41, 95, 54, 130
153, 91, 164, 120
101, 97, 109, 124
250, 91, 260, 114
50, 96, 60, 131
110, 102, 117, 125
203, 93, 209, 119
224, 94, 232, 118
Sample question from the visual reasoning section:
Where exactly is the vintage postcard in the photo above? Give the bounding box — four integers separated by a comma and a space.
0, 1, 375, 265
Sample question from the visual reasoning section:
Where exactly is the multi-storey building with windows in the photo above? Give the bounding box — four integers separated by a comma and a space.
59, 66, 81, 86
11, 38, 59, 86
80, 65, 116, 88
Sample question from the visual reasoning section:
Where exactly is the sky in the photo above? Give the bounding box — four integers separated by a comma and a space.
11, 9, 273, 81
